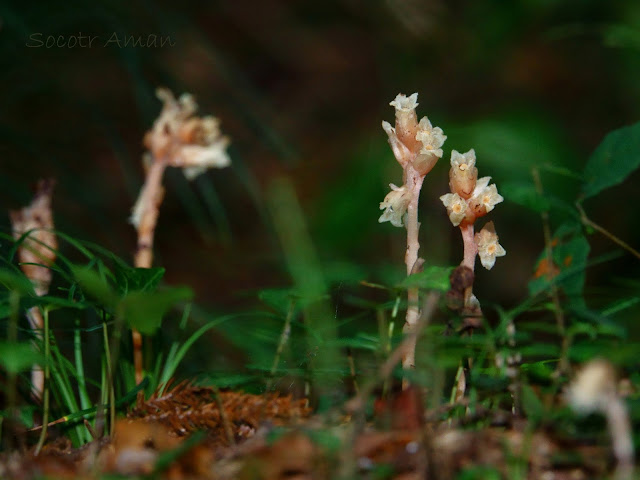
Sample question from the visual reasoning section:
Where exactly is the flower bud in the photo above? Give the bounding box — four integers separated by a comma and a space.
411, 152, 439, 176
389, 93, 421, 154
449, 149, 478, 199
382, 121, 412, 166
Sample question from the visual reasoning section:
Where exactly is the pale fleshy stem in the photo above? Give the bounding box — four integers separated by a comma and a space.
459, 222, 477, 307
26, 308, 44, 401
132, 158, 168, 385
452, 222, 478, 405
460, 223, 477, 273
134, 159, 168, 269
608, 396, 635, 480
402, 167, 425, 373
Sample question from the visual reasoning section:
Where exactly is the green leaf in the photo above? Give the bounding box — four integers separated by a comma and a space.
120, 287, 193, 335
113, 264, 165, 295
521, 361, 555, 383
0, 341, 42, 374
521, 384, 545, 423
528, 224, 590, 308
258, 288, 298, 314
72, 266, 117, 308
568, 306, 626, 339
398, 266, 453, 291
332, 334, 380, 351
582, 121, 640, 198
0, 268, 35, 295
25, 295, 87, 310
519, 343, 561, 358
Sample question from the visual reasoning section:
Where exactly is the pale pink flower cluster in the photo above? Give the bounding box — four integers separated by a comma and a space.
131, 89, 231, 228
144, 88, 231, 180
439, 149, 505, 270
379, 93, 446, 227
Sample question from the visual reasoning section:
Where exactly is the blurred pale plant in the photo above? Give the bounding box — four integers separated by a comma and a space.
567, 359, 634, 480
9, 179, 57, 400
130, 88, 231, 384
379, 93, 446, 372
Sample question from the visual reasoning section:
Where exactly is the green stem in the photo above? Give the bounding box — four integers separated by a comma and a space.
267, 300, 295, 391
74, 318, 91, 411
7, 292, 19, 424
576, 200, 640, 261
533, 168, 568, 374
102, 321, 115, 435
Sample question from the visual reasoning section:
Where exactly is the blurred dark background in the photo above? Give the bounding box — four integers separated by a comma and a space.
2, 1, 640, 374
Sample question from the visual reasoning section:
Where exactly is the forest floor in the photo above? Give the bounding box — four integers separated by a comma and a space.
0, 382, 614, 480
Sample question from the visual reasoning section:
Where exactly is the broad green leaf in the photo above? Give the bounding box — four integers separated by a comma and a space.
398, 266, 453, 291
0, 268, 35, 295
120, 287, 193, 335
113, 264, 165, 295
72, 266, 117, 308
0, 341, 42, 374
582, 121, 640, 198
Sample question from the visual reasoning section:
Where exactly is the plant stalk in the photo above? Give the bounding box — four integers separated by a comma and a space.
35, 308, 50, 456
132, 158, 168, 384
402, 167, 425, 374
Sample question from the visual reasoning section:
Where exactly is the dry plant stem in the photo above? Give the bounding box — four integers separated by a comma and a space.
133, 158, 168, 384
211, 384, 236, 446
267, 300, 295, 391
26, 307, 44, 401
453, 223, 477, 404
532, 168, 568, 374
402, 168, 425, 374
34, 308, 50, 456
575, 201, 640, 261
